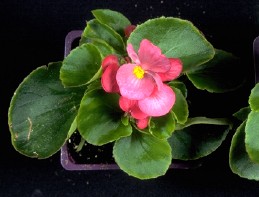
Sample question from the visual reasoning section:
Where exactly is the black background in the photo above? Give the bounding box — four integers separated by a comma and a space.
1, 0, 259, 196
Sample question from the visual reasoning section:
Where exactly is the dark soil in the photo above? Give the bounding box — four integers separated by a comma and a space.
67, 131, 115, 164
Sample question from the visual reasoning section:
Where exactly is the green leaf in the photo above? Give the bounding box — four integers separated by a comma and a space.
8, 62, 85, 158
149, 112, 175, 139
249, 83, 259, 111
89, 39, 116, 57
169, 117, 231, 160
85, 79, 102, 93
229, 121, 259, 181
187, 49, 245, 93
77, 89, 132, 146
233, 106, 251, 121
245, 111, 259, 163
175, 117, 233, 130
168, 80, 187, 98
113, 130, 172, 179
60, 43, 102, 87
81, 19, 125, 54
171, 87, 189, 124
128, 17, 215, 72
92, 9, 131, 36
67, 116, 78, 138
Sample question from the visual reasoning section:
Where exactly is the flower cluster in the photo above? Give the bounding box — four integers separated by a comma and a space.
101, 39, 182, 129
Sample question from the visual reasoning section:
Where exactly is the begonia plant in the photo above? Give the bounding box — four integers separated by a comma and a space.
8, 9, 259, 180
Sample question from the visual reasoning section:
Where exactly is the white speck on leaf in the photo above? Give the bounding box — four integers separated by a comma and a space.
27, 117, 33, 140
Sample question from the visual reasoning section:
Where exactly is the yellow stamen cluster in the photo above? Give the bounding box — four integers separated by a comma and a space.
133, 66, 145, 79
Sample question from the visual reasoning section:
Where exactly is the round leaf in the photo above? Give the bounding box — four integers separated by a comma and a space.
168, 80, 187, 98
113, 130, 172, 179
92, 9, 131, 36
169, 117, 230, 160
149, 112, 175, 139
233, 106, 251, 121
77, 89, 132, 146
89, 39, 116, 57
60, 43, 102, 87
245, 111, 259, 163
230, 121, 259, 181
128, 17, 215, 72
170, 87, 189, 124
81, 19, 125, 53
187, 49, 245, 93
8, 62, 85, 158
249, 83, 259, 111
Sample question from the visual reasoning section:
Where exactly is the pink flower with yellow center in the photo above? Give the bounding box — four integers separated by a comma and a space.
116, 39, 182, 117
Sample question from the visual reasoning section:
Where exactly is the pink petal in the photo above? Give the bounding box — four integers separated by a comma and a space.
159, 58, 183, 81
119, 96, 148, 120
136, 117, 149, 129
101, 55, 119, 71
119, 96, 137, 112
138, 39, 171, 73
146, 72, 164, 91
138, 84, 175, 117
101, 63, 120, 93
130, 104, 149, 120
116, 64, 155, 100
126, 44, 140, 64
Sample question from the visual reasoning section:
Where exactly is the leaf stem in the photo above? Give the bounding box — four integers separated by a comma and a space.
76, 137, 86, 152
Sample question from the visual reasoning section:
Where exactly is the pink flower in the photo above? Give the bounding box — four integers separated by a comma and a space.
100, 39, 182, 129
119, 96, 149, 129
136, 118, 149, 130
101, 55, 120, 93
138, 84, 176, 117
116, 39, 182, 117
159, 58, 183, 82
119, 96, 148, 120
